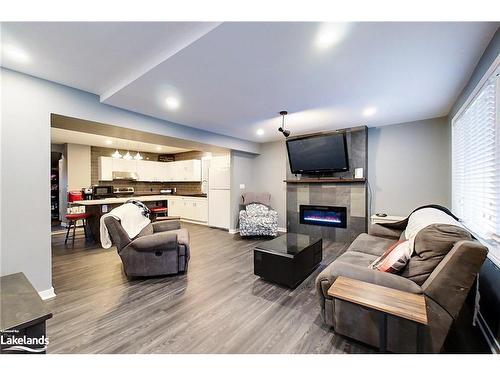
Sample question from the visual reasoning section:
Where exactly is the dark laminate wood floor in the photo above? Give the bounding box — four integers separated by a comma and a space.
47, 223, 374, 354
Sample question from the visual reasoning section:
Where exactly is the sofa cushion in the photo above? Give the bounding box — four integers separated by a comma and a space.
315, 250, 422, 299
401, 224, 472, 285
336, 251, 379, 267
348, 233, 396, 257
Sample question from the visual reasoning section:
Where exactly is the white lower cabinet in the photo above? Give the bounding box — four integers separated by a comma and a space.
167, 197, 207, 223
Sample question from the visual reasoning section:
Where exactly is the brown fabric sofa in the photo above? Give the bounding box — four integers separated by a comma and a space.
104, 217, 190, 277
315, 218, 488, 353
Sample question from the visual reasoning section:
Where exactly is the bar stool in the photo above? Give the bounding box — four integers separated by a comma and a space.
65, 191, 92, 245
150, 206, 168, 221
65, 212, 92, 244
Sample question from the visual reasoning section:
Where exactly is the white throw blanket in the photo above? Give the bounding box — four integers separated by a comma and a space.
404, 207, 464, 254
100, 203, 151, 249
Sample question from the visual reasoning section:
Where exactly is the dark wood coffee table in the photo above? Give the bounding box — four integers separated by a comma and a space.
254, 233, 322, 288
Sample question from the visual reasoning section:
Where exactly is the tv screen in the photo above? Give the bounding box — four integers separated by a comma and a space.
286, 133, 349, 174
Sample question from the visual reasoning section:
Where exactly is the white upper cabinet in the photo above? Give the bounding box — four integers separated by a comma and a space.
98, 157, 113, 181
136, 160, 155, 181
112, 158, 137, 173
160, 162, 174, 182
98, 157, 202, 182
175, 160, 202, 181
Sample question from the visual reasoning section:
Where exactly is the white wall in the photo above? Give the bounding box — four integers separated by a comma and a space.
0, 68, 259, 293
252, 141, 287, 230
230, 151, 256, 231
368, 117, 451, 216
66, 144, 91, 191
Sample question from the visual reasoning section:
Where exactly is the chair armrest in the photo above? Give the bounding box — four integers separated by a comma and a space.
152, 220, 181, 233
128, 231, 178, 252
368, 223, 404, 240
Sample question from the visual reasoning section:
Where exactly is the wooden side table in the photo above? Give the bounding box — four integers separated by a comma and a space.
370, 214, 406, 225
328, 276, 428, 353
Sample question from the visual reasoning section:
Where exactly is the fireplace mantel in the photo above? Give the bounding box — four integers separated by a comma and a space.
284, 178, 366, 184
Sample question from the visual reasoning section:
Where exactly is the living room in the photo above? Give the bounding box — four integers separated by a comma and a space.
1, 1, 499, 373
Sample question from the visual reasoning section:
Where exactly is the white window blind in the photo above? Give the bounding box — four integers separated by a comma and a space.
452, 65, 500, 255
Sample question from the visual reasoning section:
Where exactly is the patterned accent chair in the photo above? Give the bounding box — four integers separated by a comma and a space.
239, 192, 279, 237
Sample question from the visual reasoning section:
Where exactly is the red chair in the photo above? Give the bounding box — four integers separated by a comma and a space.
150, 205, 168, 221
65, 191, 92, 245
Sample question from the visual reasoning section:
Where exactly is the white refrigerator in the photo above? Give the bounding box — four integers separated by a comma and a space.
208, 156, 231, 229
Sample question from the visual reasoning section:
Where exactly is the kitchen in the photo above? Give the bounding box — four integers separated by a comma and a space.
51, 127, 231, 244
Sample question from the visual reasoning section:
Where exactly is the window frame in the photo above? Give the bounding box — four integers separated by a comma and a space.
451, 54, 500, 267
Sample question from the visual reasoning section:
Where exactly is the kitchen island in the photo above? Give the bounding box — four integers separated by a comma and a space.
73, 194, 208, 244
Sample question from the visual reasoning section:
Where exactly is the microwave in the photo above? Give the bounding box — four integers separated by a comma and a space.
92, 185, 114, 199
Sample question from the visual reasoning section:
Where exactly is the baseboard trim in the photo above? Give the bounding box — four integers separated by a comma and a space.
38, 287, 56, 300
476, 311, 500, 354
179, 219, 208, 226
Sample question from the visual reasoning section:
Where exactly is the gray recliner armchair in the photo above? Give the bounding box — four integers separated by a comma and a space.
104, 217, 190, 277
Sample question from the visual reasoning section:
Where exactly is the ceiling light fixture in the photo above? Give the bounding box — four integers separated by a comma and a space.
278, 111, 291, 138
2, 44, 30, 64
156, 146, 162, 151
133, 152, 143, 161
315, 23, 350, 51
105, 139, 113, 145
165, 96, 180, 110
111, 150, 122, 159
256, 129, 264, 136
362, 106, 377, 117
123, 151, 133, 160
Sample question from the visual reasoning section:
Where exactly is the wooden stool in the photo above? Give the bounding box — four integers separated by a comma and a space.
150, 206, 168, 221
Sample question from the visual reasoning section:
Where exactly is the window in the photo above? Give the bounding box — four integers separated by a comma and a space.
452, 58, 500, 263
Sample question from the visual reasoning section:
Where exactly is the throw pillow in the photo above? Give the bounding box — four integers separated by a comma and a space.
401, 223, 472, 285
370, 240, 412, 273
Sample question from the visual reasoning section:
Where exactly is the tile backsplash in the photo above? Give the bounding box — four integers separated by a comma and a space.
90, 147, 204, 195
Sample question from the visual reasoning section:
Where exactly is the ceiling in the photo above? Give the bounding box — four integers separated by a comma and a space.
51, 128, 191, 155
2, 22, 498, 142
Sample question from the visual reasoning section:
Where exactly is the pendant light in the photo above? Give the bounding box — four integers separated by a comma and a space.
278, 110, 291, 138
123, 151, 133, 160
111, 149, 122, 159
134, 151, 143, 160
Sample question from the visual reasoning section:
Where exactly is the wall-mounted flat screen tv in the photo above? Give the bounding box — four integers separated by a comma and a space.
286, 133, 349, 174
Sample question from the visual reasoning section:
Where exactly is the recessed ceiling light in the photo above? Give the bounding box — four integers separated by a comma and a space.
2, 44, 30, 64
165, 97, 180, 110
315, 23, 350, 50
256, 129, 264, 136
362, 106, 377, 117
105, 139, 113, 145
156, 146, 162, 151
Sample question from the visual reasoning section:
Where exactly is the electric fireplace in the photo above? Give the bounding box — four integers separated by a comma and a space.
299, 205, 347, 228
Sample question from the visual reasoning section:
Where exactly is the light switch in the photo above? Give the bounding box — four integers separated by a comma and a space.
239, 184, 246, 189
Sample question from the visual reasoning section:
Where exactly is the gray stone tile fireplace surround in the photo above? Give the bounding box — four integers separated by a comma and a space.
286, 127, 368, 243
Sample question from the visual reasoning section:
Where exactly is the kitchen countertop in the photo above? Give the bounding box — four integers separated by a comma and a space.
73, 194, 207, 206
